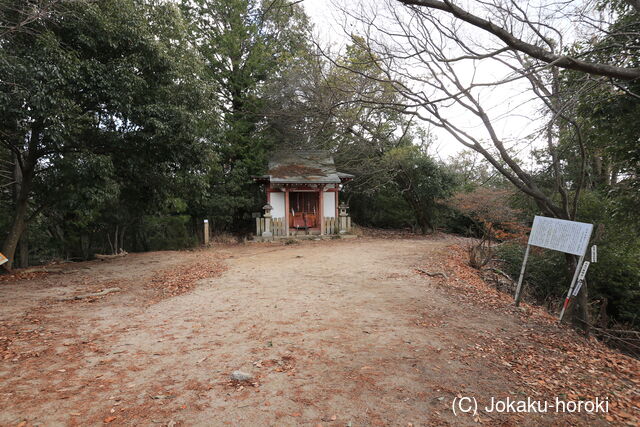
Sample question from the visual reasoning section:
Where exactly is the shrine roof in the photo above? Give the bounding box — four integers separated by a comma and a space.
254, 150, 354, 184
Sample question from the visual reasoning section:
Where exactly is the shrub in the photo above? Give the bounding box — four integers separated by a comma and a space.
139, 215, 198, 251
496, 242, 568, 306
447, 187, 528, 242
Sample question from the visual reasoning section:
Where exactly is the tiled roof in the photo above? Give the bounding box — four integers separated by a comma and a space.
257, 150, 353, 184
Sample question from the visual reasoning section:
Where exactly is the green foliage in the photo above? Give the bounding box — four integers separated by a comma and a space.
347, 186, 415, 229
575, 191, 640, 325
0, 0, 213, 263
180, 0, 314, 230
559, 4, 640, 220
384, 146, 457, 233
440, 206, 479, 237
347, 149, 459, 232
0, 0, 319, 265
539, 4, 640, 326
138, 215, 198, 251
497, 243, 568, 303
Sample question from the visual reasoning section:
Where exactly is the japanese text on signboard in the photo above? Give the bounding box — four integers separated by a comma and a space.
528, 216, 593, 256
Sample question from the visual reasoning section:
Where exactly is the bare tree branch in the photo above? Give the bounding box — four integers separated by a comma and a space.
397, 0, 640, 80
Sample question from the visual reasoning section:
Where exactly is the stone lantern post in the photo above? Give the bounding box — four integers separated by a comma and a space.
262, 203, 273, 239
338, 202, 349, 234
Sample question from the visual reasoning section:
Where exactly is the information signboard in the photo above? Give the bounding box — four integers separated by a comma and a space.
515, 216, 595, 322
528, 216, 593, 256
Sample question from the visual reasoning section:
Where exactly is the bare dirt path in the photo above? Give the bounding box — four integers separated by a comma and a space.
0, 237, 636, 426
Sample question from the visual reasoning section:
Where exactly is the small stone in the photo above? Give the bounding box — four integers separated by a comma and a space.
230, 370, 253, 382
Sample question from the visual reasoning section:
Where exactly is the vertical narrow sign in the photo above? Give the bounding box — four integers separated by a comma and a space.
577, 261, 591, 282
559, 255, 585, 321
571, 261, 591, 297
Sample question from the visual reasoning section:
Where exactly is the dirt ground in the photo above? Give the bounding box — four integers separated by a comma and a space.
0, 236, 638, 426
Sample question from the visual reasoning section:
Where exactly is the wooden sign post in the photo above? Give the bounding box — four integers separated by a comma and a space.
514, 216, 593, 321
203, 219, 210, 246
514, 245, 531, 305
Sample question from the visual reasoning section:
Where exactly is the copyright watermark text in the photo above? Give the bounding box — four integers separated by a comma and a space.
452, 396, 609, 416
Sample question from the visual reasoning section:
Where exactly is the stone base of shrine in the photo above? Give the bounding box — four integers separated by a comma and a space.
251, 233, 357, 242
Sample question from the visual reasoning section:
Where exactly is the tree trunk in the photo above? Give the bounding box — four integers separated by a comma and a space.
417, 212, 434, 234
12, 152, 28, 269
107, 230, 114, 255
17, 234, 29, 268
407, 199, 432, 234
80, 232, 90, 260
2, 195, 30, 271
573, 278, 591, 336
119, 225, 126, 253
114, 225, 119, 255
2, 155, 33, 271
398, 183, 434, 234
598, 298, 608, 329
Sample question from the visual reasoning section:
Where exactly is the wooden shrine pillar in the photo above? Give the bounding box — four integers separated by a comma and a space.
284, 187, 290, 237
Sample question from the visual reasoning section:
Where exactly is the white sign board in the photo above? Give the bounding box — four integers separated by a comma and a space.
572, 261, 591, 297
577, 261, 591, 281
528, 216, 593, 256
0, 253, 7, 266
572, 280, 584, 296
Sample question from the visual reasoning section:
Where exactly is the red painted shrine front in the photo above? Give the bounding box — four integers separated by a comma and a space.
289, 191, 319, 229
